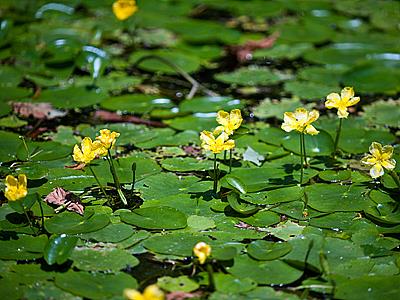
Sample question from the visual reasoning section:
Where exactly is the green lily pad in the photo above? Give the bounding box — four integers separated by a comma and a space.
130, 49, 201, 74
157, 276, 199, 292
227, 255, 303, 285
363, 99, 400, 128
143, 233, 212, 257
284, 81, 340, 100
70, 248, 139, 272
55, 271, 137, 299
214, 273, 257, 294
45, 212, 110, 234
0, 130, 21, 162
247, 240, 292, 261
161, 157, 214, 172
101, 94, 173, 114
120, 206, 187, 230
282, 130, 334, 157
44, 234, 78, 265
179, 96, 242, 113
0, 235, 48, 260
215, 66, 286, 86
36, 86, 107, 109
305, 184, 373, 212
79, 223, 134, 243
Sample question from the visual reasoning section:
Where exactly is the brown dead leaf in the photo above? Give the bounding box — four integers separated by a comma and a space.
44, 187, 84, 215
11, 102, 67, 120
227, 32, 279, 63
166, 291, 202, 300
65, 163, 86, 170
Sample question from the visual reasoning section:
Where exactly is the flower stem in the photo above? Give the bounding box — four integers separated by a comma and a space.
18, 201, 35, 235
88, 165, 109, 200
213, 154, 218, 193
229, 149, 233, 173
19, 136, 31, 161
206, 263, 215, 290
107, 150, 127, 205
299, 133, 304, 185
37, 197, 45, 232
333, 118, 343, 157
389, 170, 400, 189
302, 132, 308, 168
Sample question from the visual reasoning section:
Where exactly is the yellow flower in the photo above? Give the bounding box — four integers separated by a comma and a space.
123, 285, 164, 300
200, 131, 235, 154
214, 109, 243, 136
4, 174, 28, 201
96, 129, 120, 150
361, 142, 396, 178
113, 0, 138, 21
325, 87, 360, 118
193, 242, 211, 264
281, 108, 319, 135
72, 137, 97, 164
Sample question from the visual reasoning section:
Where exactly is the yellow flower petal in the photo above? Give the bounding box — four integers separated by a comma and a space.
193, 242, 211, 264
346, 96, 360, 106
216, 110, 229, 127
113, 0, 138, 21
369, 142, 382, 158
381, 159, 396, 171
143, 285, 164, 300
5, 174, 28, 201
123, 288, 145, 300
325, 93, 341, 108
337, 107, 349, 118
341, 87, 354, 101
370, 163, 384, 178
305, 125, 319, 135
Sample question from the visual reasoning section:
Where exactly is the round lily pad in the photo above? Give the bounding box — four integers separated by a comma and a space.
120, 206, 187, 230
157, 276, 199, 292
215, 66, 285, 86
247, 240, 292, 261
44, 212, 110, 234
70, 248, 139, 272
55, 271, 137, 299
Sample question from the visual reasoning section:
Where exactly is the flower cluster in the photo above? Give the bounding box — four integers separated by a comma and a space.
200, 109, 242, 154
4, 174, 27, 201
124, 284, 164, 300
73, 129, 120, 164
113, 0, 138, 21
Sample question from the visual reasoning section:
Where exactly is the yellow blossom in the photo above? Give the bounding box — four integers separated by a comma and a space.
72, 137, 98, 164
361, 142, 396, 178
113, 0, 138, 21
96, 129, 120, 150
4, 174, 28, 201
214, 109, 243, 136
193, 242, 211, 264
200, 131, 235, 154
325, 87, 360, 118
123, 285, 164, 300
281, 108, 319, 135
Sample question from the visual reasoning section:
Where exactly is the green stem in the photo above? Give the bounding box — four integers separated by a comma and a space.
333, 118, 343, 157
389, 170, 400, 189
206, 263, 215, 290
18, 202, 35, 235
229, 149, 233, 173
213, 154, 218, 193
19, 136, 31, 161
224, 150, 227, 162
107, 150, 127, 205
37, 197, 45, 232
88, 165, 109, 200
299, 133, 304, 185
302, 132, 308, 168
